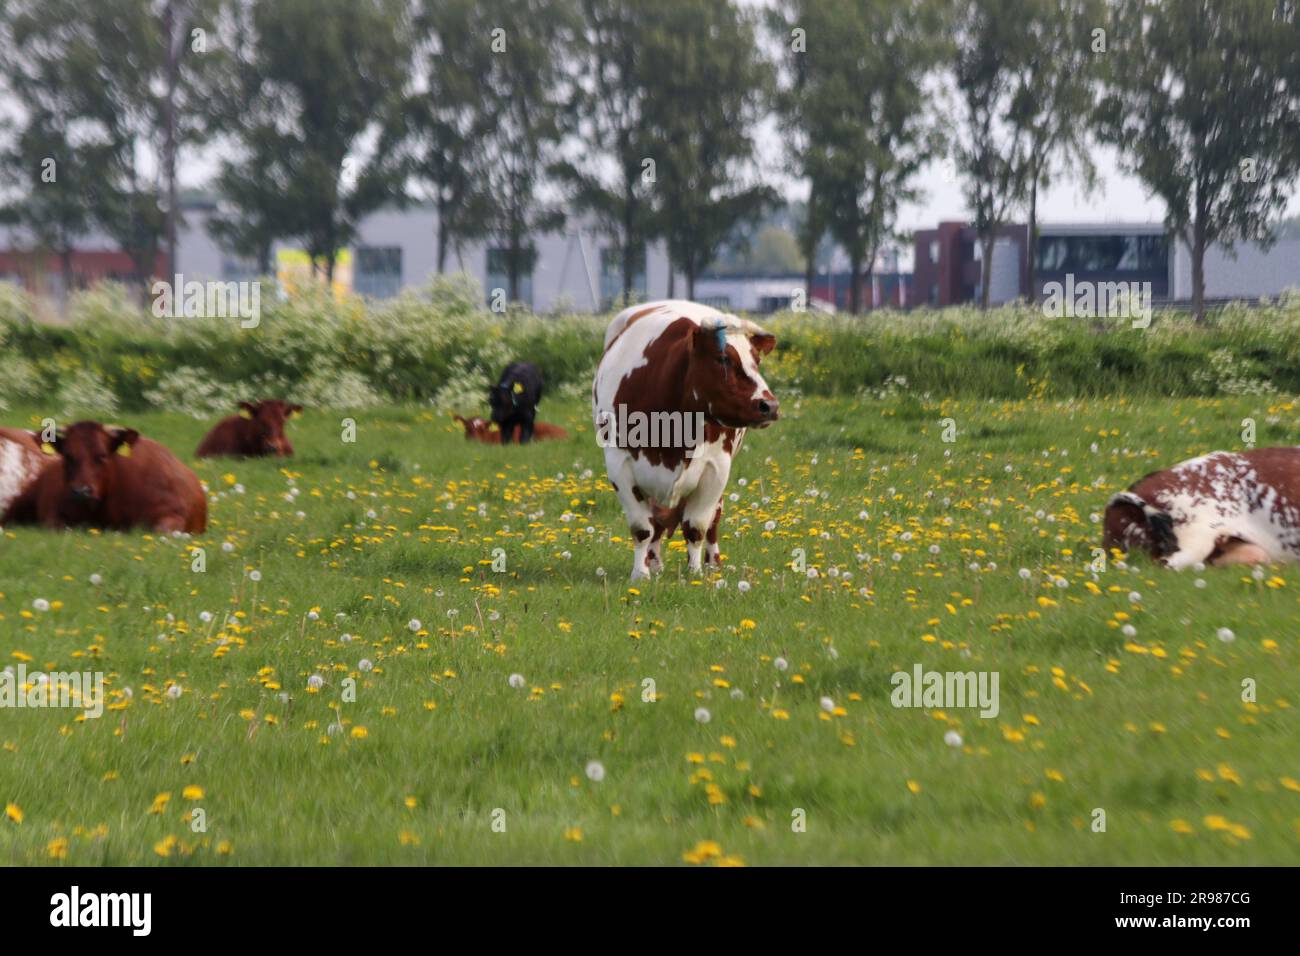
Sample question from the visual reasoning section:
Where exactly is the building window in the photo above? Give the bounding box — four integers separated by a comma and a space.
486, 247, 536, 308
600, 245, 647, 308
1035, 234, 1168, 274
354, 246, 402, 298
928, 240, 940, 264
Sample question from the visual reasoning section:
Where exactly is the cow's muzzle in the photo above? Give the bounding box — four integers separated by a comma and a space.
753, 397, 780, 425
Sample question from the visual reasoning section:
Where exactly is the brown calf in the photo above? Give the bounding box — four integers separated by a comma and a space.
452, 414, 568, 444
196, 400, 301, 458
3, 422, 207, 534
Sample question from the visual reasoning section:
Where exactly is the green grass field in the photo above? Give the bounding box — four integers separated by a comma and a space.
1, 394, 1296, 865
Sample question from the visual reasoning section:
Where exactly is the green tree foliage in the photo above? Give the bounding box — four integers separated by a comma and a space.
951, 0, 1039, 309
552, 0, 662, 301
469, 0, 580, 304
1097, 0, 1300, 320
1008, 0, 1104, 300
775, 0, 948, 313
0, 0, 221, 291
643, 0, 772, 299
209, 0, 412, 281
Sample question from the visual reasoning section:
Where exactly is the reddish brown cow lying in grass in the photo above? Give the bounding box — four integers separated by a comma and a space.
2, 421, 206, 534
452, 414, 568, 444
0, 427, 48, 519
196, 400, 301, 458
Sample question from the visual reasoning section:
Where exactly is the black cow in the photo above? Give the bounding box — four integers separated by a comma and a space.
489, 362, 544, 445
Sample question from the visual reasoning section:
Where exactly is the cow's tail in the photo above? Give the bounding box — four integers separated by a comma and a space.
1103, 491, 1176, 558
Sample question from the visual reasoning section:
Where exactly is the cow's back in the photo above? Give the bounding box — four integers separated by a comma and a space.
196, 415, 246, 457
108, 438, 207, 533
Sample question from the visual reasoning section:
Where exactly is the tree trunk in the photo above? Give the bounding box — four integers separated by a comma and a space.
163, 1, 179, 279
686, 262, 695, 301
1191, 219, 1206, 323
979, 235, 994, 309
1026, 167, 1039, 304
61, 246, 74, 304
509, 239, 521, 303
435, 197, 449, 274
622, 178, 636, 299
848, 253, 862, 315
667, 242, 676, 298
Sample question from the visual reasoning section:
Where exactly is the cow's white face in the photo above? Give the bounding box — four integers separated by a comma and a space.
685, 323, 779, 429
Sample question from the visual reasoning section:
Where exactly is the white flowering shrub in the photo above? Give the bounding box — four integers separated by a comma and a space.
59, 367, 119, 416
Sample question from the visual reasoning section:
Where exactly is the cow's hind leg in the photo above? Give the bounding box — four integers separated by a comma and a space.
704, 504, 723, 565
648, 503, 682, 574
1208, 537, 1271, 566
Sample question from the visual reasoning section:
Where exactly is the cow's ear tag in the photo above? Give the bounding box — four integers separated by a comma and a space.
512, 382, 524, 395
239, 408, 254, 419
713, 325, 727, 353
288, 409, 300, 419
40, 442, 56, 456
116, 443, 132, 457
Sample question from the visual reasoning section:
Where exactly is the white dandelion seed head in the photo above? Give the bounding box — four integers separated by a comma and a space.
166, 684, 183, 699
31, 598, 50, 612
89, 573, 103, 586
694, 707, 711, 724
1216, 627, 1235, 644
944, 730, 963, 748
774, 657, 789, 672
508, 673, 526, 689
585, 760, 605, 782
819, 697, 834, 713
358, 659, 374, 672
408, 619, 422, 632
307, 674, 324, 690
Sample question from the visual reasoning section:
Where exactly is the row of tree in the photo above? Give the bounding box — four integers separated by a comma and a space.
0, 0, 1297, 318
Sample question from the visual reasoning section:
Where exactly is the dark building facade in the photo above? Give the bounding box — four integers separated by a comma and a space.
913, 220, 1172, 306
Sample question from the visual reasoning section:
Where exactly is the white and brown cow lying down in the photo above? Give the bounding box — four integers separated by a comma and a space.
0, 428, 48, 519
1103, 447, 1300, 568
594, 300, 778, 580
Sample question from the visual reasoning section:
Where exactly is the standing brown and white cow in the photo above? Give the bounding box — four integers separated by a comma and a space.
0, 427, 48, 520
594, 300, 778, 580
1103, 447, 1300, 568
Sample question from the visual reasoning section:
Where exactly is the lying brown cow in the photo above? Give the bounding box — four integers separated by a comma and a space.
196, 400, 301, 458
0, 427, 48, 519
452, 414, 568, 444
2, 421, 206, 534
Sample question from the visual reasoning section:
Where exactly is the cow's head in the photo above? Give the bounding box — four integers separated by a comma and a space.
239, 400, 300, 456
685, 320, 779, 428
453, 414, 493, 440
43, 421, 139, 504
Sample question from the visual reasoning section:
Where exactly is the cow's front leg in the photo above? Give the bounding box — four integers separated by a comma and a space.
517, 409, 536, 445
606, 449, 655, 580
